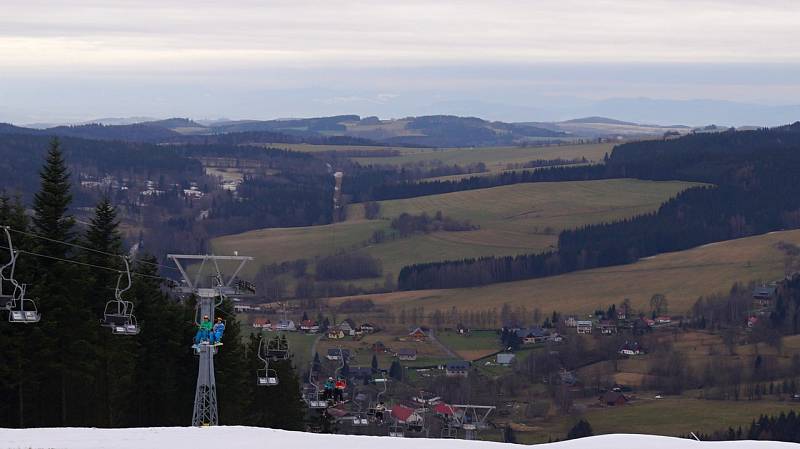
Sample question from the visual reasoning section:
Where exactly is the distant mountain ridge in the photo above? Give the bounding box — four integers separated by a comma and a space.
2, 113, 698, 147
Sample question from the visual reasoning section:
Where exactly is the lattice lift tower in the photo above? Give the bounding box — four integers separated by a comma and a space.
168, 254, 254, 427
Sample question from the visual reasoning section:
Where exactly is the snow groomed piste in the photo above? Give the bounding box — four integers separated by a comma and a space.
0, 427, 796, 449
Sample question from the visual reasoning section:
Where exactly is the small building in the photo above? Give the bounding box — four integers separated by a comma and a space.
327, 327, 346, 340
576, 321, 593, 334
372, 341, 388, 353
300, 320, 319, 333
496, 353, 515, 366
397, 348, 418, 361
445, 361, 470, 377
619, 341, 644, 356
655, 316, 672, 325
753, 285, 777, 301
564, 316, 578, 328
360, 323, 376, 334
275, 319, 296, 332
391, 405, 423, 426
598, 321, 618, 335
252, 317, 272, 330
600, 391, 628, 406
339, 320, 356, 336
408, 327, 427, 342
516, 327, 547, 344
326, 348, 350, 361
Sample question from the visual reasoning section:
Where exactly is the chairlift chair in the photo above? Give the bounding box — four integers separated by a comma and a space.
257, 337, 281, 386
305, 363, 330, 409
7, 284, 41, 324
257, 367, 279, 386
1, 226, 40, 323
100, 259, 140, 335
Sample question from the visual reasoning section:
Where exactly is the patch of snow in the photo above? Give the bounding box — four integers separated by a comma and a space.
0, 427, 795, 449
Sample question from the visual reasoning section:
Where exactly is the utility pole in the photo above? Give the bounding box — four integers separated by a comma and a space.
168, 254, 254, 427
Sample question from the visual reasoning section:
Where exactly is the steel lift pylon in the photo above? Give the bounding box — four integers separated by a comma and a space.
168, 254, 254, 427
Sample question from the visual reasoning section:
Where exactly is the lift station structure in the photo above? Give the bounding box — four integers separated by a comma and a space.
168, 254, 254, 427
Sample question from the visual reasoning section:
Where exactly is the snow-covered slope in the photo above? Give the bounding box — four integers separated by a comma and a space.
0, 427, 796, 449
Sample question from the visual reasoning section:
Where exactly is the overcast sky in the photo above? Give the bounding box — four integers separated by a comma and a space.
2, 0, 799, 124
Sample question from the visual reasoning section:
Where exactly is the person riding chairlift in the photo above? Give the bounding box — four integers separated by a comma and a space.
323, 377, 335, 401
333, 377, 346, 403
194, 315, 213, 345
374, 401, 386, 423
211, 317, 225, 344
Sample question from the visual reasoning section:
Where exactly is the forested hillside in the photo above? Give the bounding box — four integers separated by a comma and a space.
399, 124, 800, 290
0, 141, 305, 428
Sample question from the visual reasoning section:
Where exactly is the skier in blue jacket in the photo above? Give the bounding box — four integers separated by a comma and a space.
212, 317, 225, 344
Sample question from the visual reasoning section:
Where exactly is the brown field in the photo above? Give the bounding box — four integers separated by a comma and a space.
331, 230, 800, 316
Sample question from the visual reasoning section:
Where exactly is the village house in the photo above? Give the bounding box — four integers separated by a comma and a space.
372, 341, 388, 353
516, 327, 547, 344
576, 320, 593, 334
252, 317, 272, 330
655, 316, 672, 325
299, 320, 319, 333
396, 348, 418, 361
407, 327, 427, 342
360, 323, 376, 334
598, 320, 618, 335
326, 348, 350, 361
618, 341, 644, 356
275, 319, 296, 332
564, 316, 578, 328
327, 327, 346, 340
496, 353, 515, 366
445, 360, 470, 378
753, 285, 777, 306
390, 405, 424, 428
599, 391, 628, 406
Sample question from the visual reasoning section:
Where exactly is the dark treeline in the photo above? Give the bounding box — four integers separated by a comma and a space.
690, 411, 800, 443
0, 139, 305, 428
399, 123, 800, 290
206, 173, 334, 234
391, 211, 477, 237
360, 164, 606, 201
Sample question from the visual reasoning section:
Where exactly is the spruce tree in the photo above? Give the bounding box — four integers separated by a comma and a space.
32, 138, 75, 258
30, 138, 96, 426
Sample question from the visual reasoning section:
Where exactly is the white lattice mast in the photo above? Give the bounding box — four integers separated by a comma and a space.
168, 254, 254, 427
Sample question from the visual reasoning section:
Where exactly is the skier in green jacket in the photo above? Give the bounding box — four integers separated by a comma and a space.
194, 315, 213, 345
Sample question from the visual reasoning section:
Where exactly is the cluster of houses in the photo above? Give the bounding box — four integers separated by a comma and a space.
513, 327, 564, 344
564, 312, 673, 335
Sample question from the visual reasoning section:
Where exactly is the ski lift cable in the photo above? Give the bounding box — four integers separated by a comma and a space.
3, 226, 177, 272
0, 243, 169, 282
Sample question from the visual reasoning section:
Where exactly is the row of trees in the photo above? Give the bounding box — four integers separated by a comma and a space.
0, 139, 305, 428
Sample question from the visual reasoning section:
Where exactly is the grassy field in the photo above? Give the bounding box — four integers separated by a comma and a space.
520, 397, 800, 443
436, 330, 502, 360
350, 142, 614, 171
343, 229, 800, 316
213, 179, 697, 279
